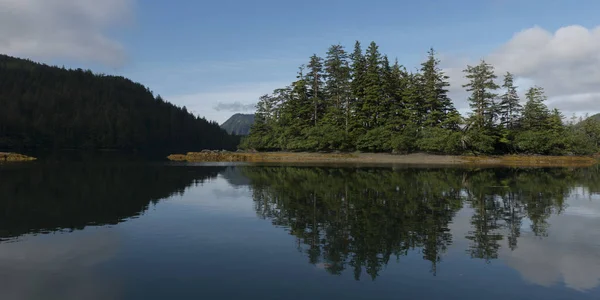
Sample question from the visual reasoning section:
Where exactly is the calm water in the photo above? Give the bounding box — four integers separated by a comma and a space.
1, 162, 600, 300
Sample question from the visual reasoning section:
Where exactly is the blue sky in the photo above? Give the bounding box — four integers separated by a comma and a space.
2, 0, 600, 123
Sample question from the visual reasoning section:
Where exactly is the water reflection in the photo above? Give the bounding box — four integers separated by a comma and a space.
0, 231, 120, 300
0, 163, 599, 297
0, 163, 225, 241
240, 166, 600, 282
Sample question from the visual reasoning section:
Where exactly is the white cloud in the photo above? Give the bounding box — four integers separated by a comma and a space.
444, 25, 600, 117
167, 81, 289, 124
0, 0, 133, 66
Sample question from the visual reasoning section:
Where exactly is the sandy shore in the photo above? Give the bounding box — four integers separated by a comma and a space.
167, 152, 599, 167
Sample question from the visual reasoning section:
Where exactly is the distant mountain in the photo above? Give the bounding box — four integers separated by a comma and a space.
221, 114, 255, 135
588, 113, 600, 121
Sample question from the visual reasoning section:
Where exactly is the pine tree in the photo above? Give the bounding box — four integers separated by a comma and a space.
498, 72, 521, 129
324, 44, 351, 131
384, 60, 409, 132
463, 60, 500, 130
522, 86, 550, 130
350, 41, 367, 132
305, 54, 325, 126
420, 48, 454, 128
402, 71, 423, 129
380, 55, 394, 124
363, 41, 383, 129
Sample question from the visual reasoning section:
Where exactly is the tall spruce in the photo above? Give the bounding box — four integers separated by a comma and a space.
499, 72, 521, 129
306, 54, 325, 126
522, 86, 550, 130
385, 59, 409, 131
324, 44, 352, 131
380, 55, 395, 124
420, 48, 454, 128
463, 60, 500, 130
363, 41, 383, 129
350, 41, 367, 131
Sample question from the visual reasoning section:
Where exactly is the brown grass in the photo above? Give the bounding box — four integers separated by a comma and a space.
168, 151, 599, 167
462, 154, 599, 167
0, 152, 36, 162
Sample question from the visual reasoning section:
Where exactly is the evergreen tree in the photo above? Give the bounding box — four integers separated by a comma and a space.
350, 41, 367, 134
463, 60, 500, 130
420, 48, 455, 128
522, 86, 550, 130
498, 72, 521, 129
386, 59, 409, 131
324, 44, 352, 132
363, 41, 383, 129
306, 55, 325, 126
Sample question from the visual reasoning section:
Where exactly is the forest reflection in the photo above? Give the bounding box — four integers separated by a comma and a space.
0, 163, 225, 241
241, 165, 600, 280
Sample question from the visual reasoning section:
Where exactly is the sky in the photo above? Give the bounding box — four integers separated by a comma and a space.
1, 0, 600, 124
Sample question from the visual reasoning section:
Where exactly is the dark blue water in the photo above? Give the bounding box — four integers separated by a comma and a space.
1, 162, 599, 300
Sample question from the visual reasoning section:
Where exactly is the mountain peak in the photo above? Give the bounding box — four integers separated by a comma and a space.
220, 114, 255, 135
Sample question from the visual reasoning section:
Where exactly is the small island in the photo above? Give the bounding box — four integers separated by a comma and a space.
0, 152, 36, 162
172, 41, 600, 165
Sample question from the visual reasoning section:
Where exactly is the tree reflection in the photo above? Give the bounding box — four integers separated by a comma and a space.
242, 166, 598, 280
0, 163, 224, 240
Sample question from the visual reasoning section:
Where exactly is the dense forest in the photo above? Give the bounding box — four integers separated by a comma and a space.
241, 42, 600, 155
0, 55, 239, 152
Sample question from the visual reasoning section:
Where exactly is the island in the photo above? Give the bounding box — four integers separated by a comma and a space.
171, 41, 600, 165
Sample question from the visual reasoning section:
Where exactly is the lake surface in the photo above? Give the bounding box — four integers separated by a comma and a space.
1, 162, 600, 300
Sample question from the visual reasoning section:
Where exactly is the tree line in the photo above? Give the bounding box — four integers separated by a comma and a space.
0, 54, 239, 153
241, 42, 600, 155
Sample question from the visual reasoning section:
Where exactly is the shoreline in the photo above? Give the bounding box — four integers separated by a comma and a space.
167, 152, 599, 167
0, 152, 36, 162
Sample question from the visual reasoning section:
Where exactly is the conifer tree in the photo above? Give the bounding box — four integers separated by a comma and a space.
306, 55, 325, 126
350, 41, 367, 132
363, 41, 383, 129
420, 48, 454, 128
463, 60, 500, 130
522, 86, 550, 130
498, 72, 521, 129
324, 44, 351, 131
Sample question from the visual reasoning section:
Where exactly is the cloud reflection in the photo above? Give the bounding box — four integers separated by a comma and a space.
0, 231, 121, 300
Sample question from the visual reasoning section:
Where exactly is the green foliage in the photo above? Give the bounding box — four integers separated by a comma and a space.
498, 72, 521, 129
417, 127, 463, 154
522, 86, 550, 130
356, 127, 393, 152
0, 55, 238, 152
241, 41, 598, 156
514, 130, 565, 155
465, 129, 497, 154
463, 60, 500, 130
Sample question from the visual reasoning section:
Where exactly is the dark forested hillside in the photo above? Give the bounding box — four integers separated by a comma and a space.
220, 113, 255, 135
0, 54, 238, 152
241, 42, 600, 155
